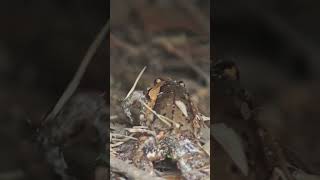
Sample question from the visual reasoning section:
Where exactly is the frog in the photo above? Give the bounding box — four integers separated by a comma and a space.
143, 77, 203, 138
120, 77, 210, 180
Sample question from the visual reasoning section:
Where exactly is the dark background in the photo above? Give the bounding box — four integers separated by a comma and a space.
214, 0, 320, 179
215, 0, 320, 88
0, 0, 107, 179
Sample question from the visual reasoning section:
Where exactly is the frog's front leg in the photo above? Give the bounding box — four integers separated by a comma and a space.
132, 135, 166, 175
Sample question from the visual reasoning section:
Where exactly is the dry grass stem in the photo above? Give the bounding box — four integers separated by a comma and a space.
110, 142, 125, 148
110, 115, 118, 120
140, 101, 180, 128
125, 127, 157, 137
124, 66, 147, 100
111, 133, 138, 141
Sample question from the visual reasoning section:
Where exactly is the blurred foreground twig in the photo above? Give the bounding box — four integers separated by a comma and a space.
43, 20, 110, 124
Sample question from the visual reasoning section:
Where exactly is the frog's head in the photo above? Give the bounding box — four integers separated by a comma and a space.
153, 77, 185, 88
157, 79, 188, 97
153, 77, 172, 85
146, 78, 189, 100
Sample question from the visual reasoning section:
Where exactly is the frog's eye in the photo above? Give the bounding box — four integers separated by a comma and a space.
178, 81, 185, 87
154, 78, 162, 85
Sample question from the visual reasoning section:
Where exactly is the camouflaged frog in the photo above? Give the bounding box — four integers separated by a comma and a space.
121, 78, 210, 180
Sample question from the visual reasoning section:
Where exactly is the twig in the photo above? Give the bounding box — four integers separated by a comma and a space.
110, 141, 125, 148
124, 66, 147, 100
110, 156, 165, 180
125, 127, 157, 137
140, 100, 180, 128
110, 115, 118, 120
132, 126, 148, 129
111, 133, 138, 140
43, 20, 110, 124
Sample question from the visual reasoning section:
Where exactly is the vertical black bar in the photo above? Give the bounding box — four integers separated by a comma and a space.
106, 1, 111, 180
106, 0, 111, 179
210, 0, 214, 179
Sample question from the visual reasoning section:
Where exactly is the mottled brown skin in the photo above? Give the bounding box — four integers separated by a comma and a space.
150, 78, 198, 135
130, 78, 210, 180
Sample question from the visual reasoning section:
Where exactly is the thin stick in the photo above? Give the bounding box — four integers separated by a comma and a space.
43, 21, 110, 124
124, 66, 147, 100
110, 115, 118, 120
140, 101, 180, 128
125, 127, 157, 137
110, 156, 165, 180
110, 142, 125, 148
132, 126, 148, 129
111, 133, 138, 140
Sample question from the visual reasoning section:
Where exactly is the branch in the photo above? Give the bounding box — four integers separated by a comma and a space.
43, 20, 110, 124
